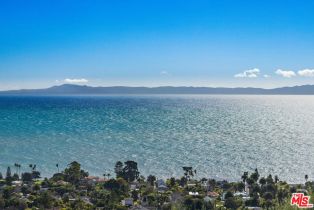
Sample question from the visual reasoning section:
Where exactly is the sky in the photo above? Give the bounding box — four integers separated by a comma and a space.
0, 0, 314, 90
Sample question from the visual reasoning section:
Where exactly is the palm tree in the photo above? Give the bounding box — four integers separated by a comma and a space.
56, 164, 59, 173
14, 163, 18, 174
29, 164, 36, 172
259, 177, 266, 186
14, 163, 21, 178
241, 172, 248, 183
103, 173, 111, 179
18, 164, 21, 177
305, 174, 308, 183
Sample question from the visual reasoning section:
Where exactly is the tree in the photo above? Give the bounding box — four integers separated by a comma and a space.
0, 196, 4, 209
182, 167, 194, 180
12, 173, 19, 181
250, 168, 259, 182
6, 167, 12, 185
104, 179, 120, 191
103, 178, 129, 196
180, 176, 187, 187
122, 160, 139, 182
131, 190, 139, 201
266, 174, 274, 184
204, 200, 214, 210
259, 177, 266, 186
241, 171, 248, 183
14, 163, 18, 174
114, 161, 124, 178
183, 196, 194, 209
274, 175, 279, 183
246, 177, 254, 186
277, 188, 287, 204
194, 198, 204, 210
305, 174, 309, 183
64, 161, 88, 184
33, 184, 40, 191
0, 172, 3, 179
147, 175, 156, 186
29, 164, 36, 171
225, 191, 234, 199
56, 163, 59, 173
263, 191, 273, 200
245, 194, 258, 207
32, 170, 41, 179
13, 163, 21, 176
3, 186, 14, 199
169, 177, 176, 188
103, 172, 111, 179
35, 191, 54, 208
261, 192, 274, 210
236, 182, 245, 192
225, 197, 243, 210
22, 172, 33, 182
70, 199, 93, 210
6, 166, 11, 178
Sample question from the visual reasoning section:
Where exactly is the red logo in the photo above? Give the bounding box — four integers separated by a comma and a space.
291, 193, 313, 208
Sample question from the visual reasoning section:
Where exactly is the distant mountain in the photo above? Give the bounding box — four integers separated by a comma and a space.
1, 84, 314, 95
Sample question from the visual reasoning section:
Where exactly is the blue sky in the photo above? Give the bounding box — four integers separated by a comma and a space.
0, 0, 314, 90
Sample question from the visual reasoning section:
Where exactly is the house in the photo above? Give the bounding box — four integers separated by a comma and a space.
221, 192, 228, 201
245, 182, 250, 194
82, 176, 107, 185
201, 181, 212, 191
12, 180, 23, 186
56, 180, 69, 186
130, 181, 140, 191
187, 183, 196, 187
207, 191, 219, 198
81, 196, 93, 205
156, 179, 168, 192
189, 192, 199, 196
121, 198, 134, 206
234, 191, 250, 200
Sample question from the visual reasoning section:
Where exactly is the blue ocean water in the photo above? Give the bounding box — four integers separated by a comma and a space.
0, 95, 313, 183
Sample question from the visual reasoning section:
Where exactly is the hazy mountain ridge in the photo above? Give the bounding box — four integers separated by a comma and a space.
1, 84, 314, 95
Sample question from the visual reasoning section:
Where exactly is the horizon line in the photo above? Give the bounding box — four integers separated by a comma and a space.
2, 83, 314, 92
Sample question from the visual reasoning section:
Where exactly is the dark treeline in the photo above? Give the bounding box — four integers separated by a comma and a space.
0, 161, 313, 210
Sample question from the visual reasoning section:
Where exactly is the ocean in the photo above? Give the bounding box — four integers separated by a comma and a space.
0, 95, 313, 183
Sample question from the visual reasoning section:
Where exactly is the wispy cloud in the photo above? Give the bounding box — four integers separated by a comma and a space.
263, 74, 271, 78
160, 71, 170, 76
275, 69, 296, 78
64, 78, 89, 83
234, 68, 260, 78
298, 69, 314, 77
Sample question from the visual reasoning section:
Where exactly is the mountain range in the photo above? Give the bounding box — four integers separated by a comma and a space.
1, 84, 314, 95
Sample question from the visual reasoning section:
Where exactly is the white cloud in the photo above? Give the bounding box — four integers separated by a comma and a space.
298, 69, 314, 77
263, 74, 271, 78
160, 71, 170, 76
234, 68, 260, 78
275, 69, 296, 78
64, 78, 89, 83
